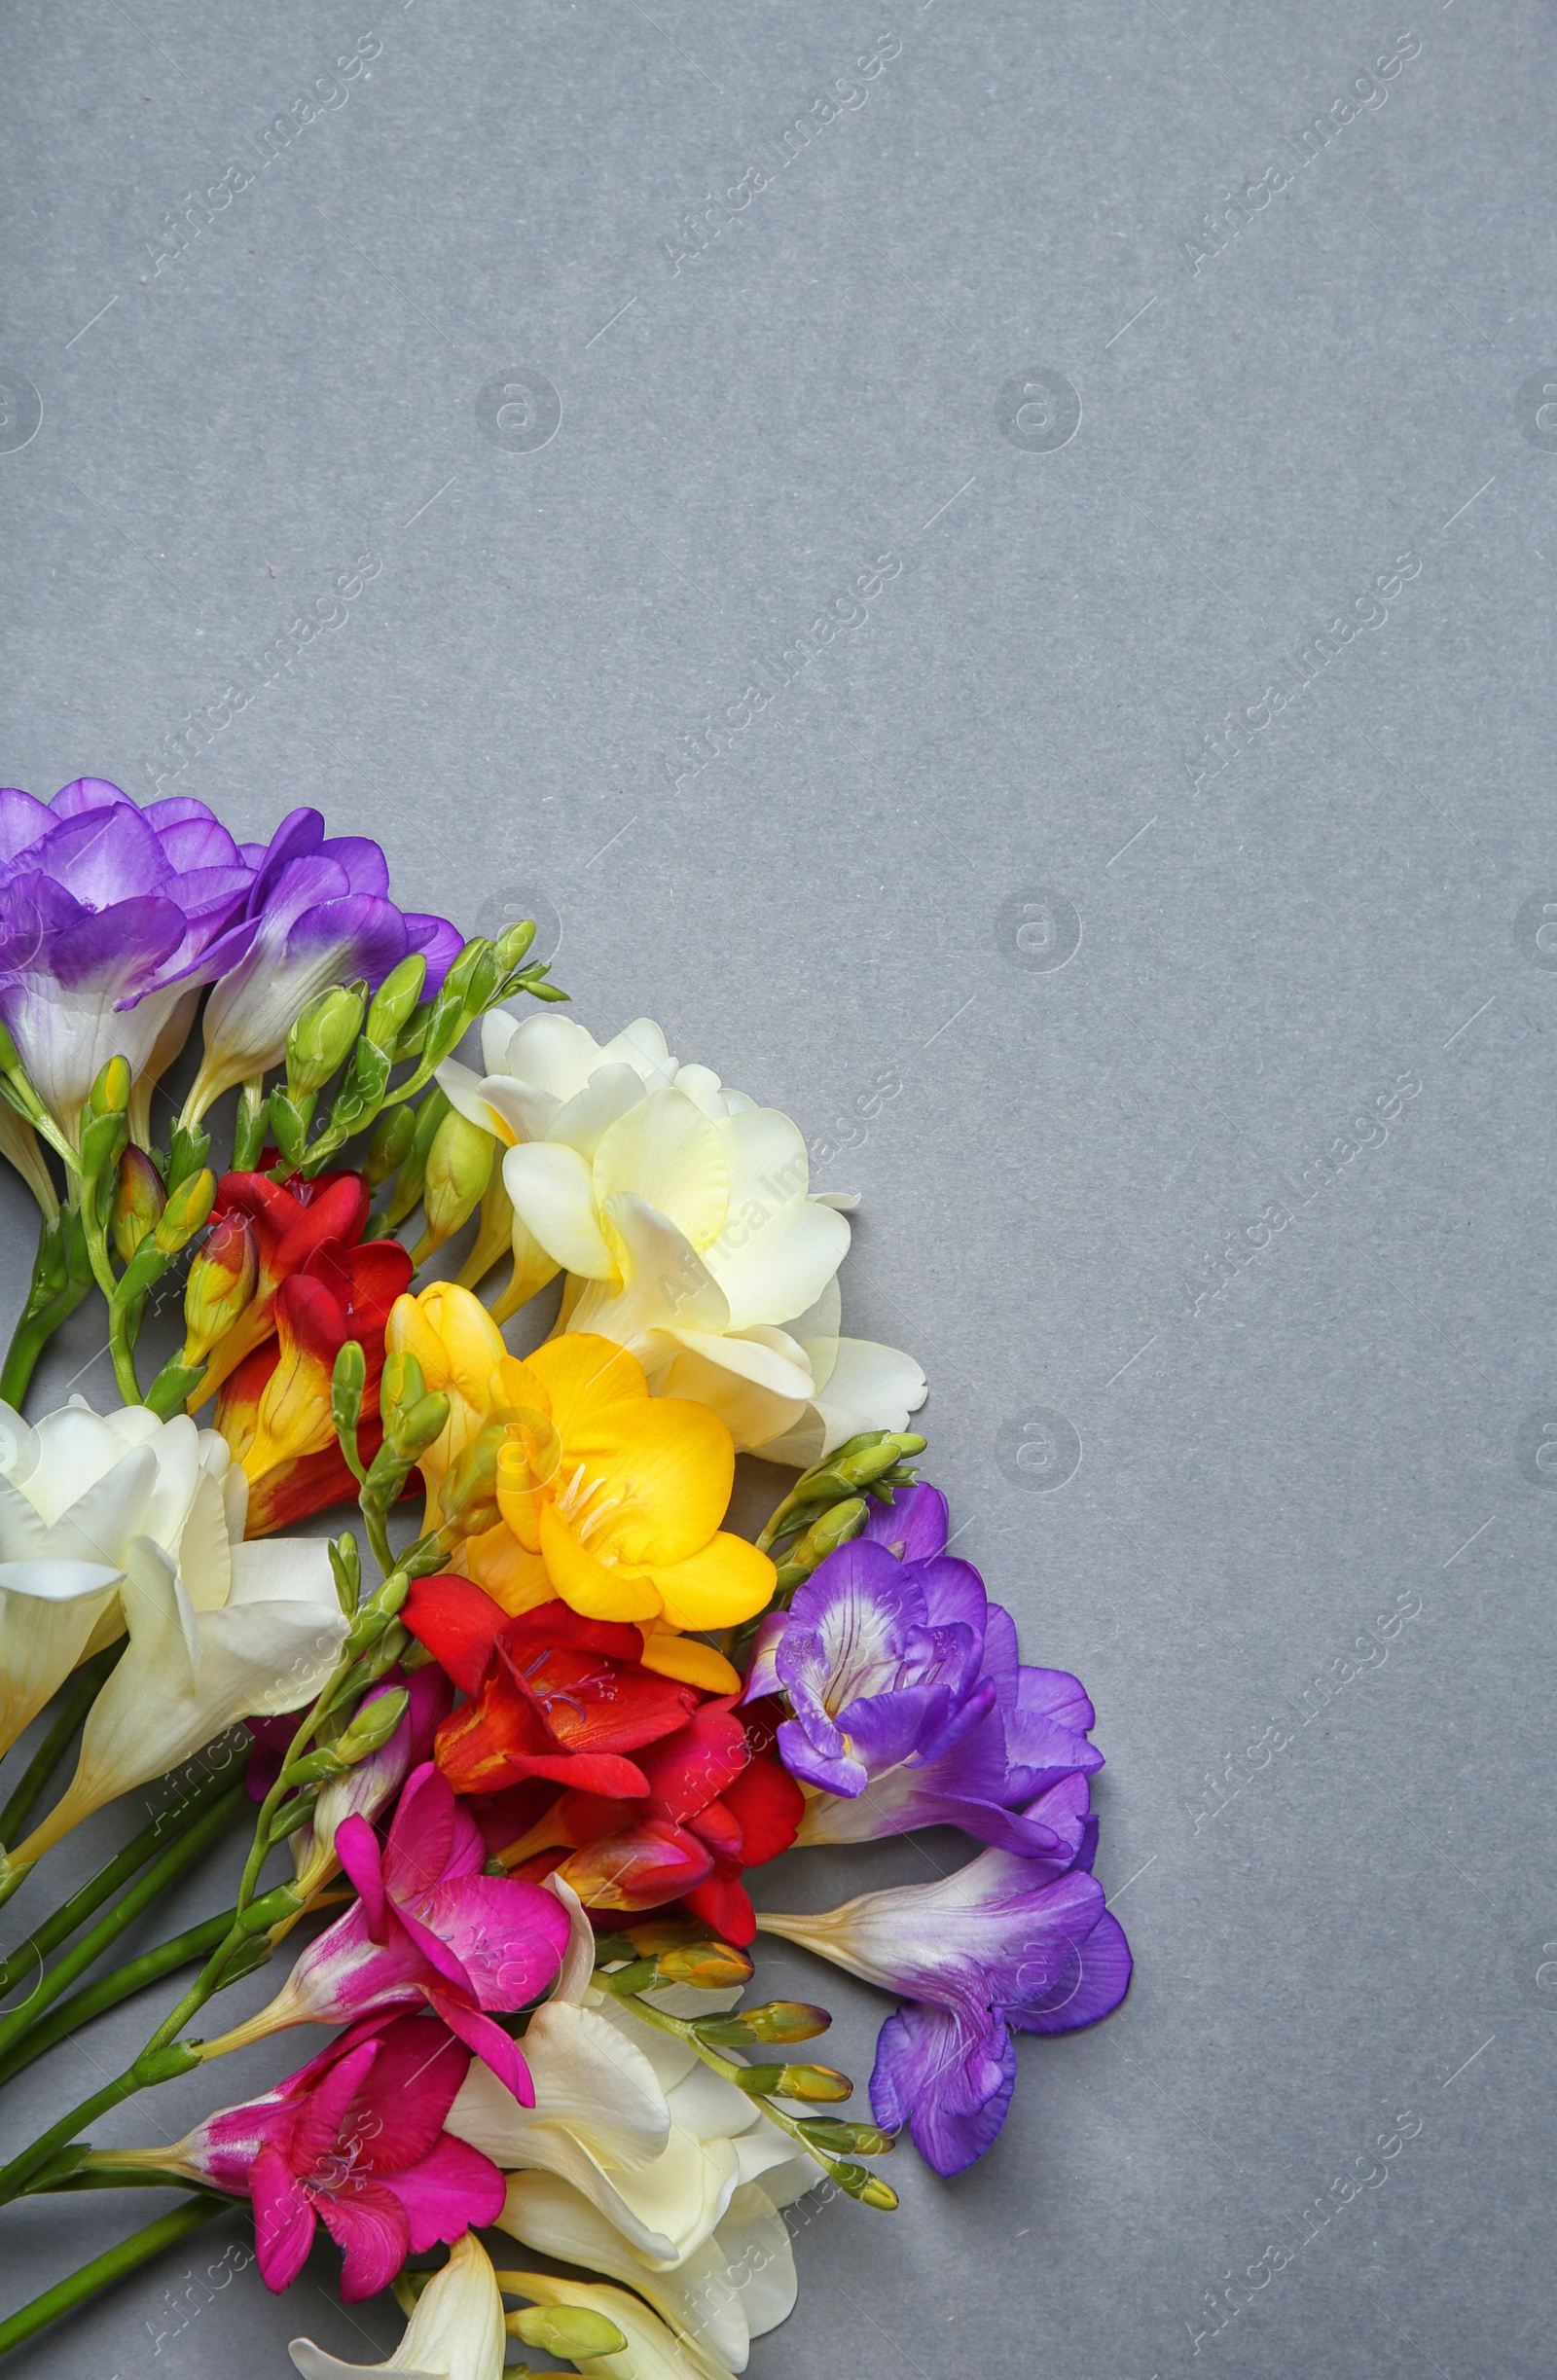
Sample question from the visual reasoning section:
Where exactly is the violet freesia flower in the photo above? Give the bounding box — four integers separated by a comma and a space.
128, 2010, 504, 2301
201, 1764, 569, 2103
744, 1483, 1102, 1854
0, 780, 260, 1141
181, 808, 461, 1127
758, 1774, 1131, 2177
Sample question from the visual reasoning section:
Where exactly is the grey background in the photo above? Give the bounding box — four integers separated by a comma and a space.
1, 0, 1554, 2372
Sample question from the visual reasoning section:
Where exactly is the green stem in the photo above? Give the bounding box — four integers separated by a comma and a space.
0, 1646, 121, 1852
0, 1755, 239, 1995
0, 1911, 235, 2089
0, 2194, 226, 2361
0, 1785, 245, 2068
0, 1212, 91, 1411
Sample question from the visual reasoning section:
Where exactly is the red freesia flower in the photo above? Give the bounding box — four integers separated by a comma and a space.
199, 1163, 372, 1401
404, 1575, 804, 1946
216, 1234, 412, 1534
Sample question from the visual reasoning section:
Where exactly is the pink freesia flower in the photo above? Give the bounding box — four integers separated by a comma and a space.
201, 1765, 569, 2104
146, 2012, 504, 2302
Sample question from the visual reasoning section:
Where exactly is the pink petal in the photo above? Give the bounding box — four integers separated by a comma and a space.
285, 2039, 380, 2178
389, 2135, 505, 2251
314, 2175, 413, 2304
416, 1875, 569, 2009
250, 2143, 317, 2295
348, 2011, 471, 2171
382, 1762, 456, 1901
335, 1816, 388, 1944
419, 1982, 535, 2106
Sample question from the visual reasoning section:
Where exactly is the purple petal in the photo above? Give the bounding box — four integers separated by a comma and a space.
871, 2001, 1017, 2177
51, 776, 127, 819
247, 808, 326, 907
1012, 1910, 1132, 2035
777, 1715, 867, 1799
862, 1482, 949, 1561
0, 790, 54, 863
283, 893, 413, 988
0, 883, 187, 994
912, 1554, 989, 1638
38, 803, 171, 904
319, 836, 390, 897
835, 1681, 959, 1774
404, 912, 463, 995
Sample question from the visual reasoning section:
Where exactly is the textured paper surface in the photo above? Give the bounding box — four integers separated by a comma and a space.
1, 2, 1553, 2371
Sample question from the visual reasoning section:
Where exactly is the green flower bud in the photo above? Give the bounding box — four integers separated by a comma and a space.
365, 954, 426, 1052
834, 2161, 899, 2209
507, 2308, 627, 2359
390, 1390, 451, 1463
379, 1350, 426, 1436
331, 1340, 367, 1481
382, 1087, 451, 1226
327, 1532, 361, 1616
796, 2116, 896, 2155
88, 1056, 131, 1119
286, 985, 365, 1096
436, 1420, 507, 1537
694, 2001, 832, 2047
182, 1210, 257, 1363
363, 1101, 416, 1190
492, 918, 537, 978
153, 1167, 216, 1252
110, 1145, 165, 1266
412, 1108, 494, 1262
735, 2062, 852, 2103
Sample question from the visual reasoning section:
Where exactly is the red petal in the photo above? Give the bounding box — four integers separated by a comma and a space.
502, 1637, 696, 1757
497, 1600, 649, 1667
468, 1779, 560, 1856
719, 1753, 805, 1868
405, 1575, 509, 1695
685, 1797, 743, 1857
556, 1818, 714, 1911
682, 1870, 757, 1946
634, 1704, 748, 1823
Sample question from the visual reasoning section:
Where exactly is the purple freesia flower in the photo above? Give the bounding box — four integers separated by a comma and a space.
744, 1483, 1103, 1855
0, 779, 261, 1138
758, 1773, 1132, 2175
183, 807, 461, 1125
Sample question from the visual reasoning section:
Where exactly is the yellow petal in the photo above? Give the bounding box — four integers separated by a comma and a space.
569, 1395, 735, 1569
538, 1499, 663, 1622
647, 1533, 777, 1632
636, 1627, 743, 1695
524, 1332, 648, 1436
461, 1526, 555, 1616
592, 1090, 729, 1252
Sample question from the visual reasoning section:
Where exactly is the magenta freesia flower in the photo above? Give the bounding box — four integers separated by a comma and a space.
745, 1483, 1103, 1853
152, 2010, 504, 2301
757, 1774, 1131, 2176
182, 808, 462, 1126
203, 1765, 569, 2103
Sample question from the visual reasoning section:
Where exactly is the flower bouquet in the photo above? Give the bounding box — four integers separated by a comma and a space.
0, 778, 1130, 2374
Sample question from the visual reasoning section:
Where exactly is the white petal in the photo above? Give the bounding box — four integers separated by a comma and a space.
481, 1006, 522, 1078
547, 1064, 652, 1160
39, 1443, 156, 1567
503, 1140, 614, 1277
450, 2006, 670, 2169
654, 1347, 807, 1457
593, 1091, 728, 1252
567, 1198, 730, 1363
0, 1565, 121, 1761
598, 1017, 676, 1088
705, 1200, 849, 1334
435, 1058, 496, 1133
171, 1468, 235, 1612
28, 1406, 136, 1527
714, 2182, 799, 2338
672, 1063, 728, 1119
292, 2228, 506, 2379
226, 1534, 338, 1610
814, 1190, 860, 1210
663, 1327, 815, 1403
502, 1012, 609, 1100
498, 2176, 753, 2373
713, 1105, 811, 1211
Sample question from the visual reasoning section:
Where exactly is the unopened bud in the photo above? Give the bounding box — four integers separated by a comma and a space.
110, 1145, 165, 1265
438, 1420, 507, 1535
363, 1102, 416, 1189
88, 1056, 131, 1119
389, 1389, 450, 1462
412, 1108, 494, 1259
797, 2116, 896, 2155
182, 1210, 257, 1363
507, 2308, 627, 2358
382, 1086, 451, 1226
695, 2001, 832, 2047
652, 1939, 754, 1989
331, 1340, 367, 1472
493, 918, 537, 976
154, 1167, 216, 1253
736, 2062, 852, 2103
338, 1686, 409, 1760
286, 985, 365, 1095
834, 2162, 899, 2209
365, 954, 427, 1052
444, 936, 493, 1004
327, 1532, 361, 1616
380, 1350, 425, 1435
785, 1497, 867, 1575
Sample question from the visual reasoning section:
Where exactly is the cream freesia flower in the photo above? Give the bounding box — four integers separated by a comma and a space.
439, 1009, 924, 1460
289, 2230, 506, 2380
1, 1408, 344, 1879
447, 1885, 812, 2316
497, 2270, 734, 2380
0, 1396, 246, 1763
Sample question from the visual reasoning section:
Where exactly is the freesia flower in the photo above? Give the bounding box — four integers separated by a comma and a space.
384, 1292, 775, 1635
197, 1166, 373, 1402
493, 2271, 729, 2380
0, 779, 260, 1144
214, 1236, 413, 1534
180, 808, 460, 1130
475, 1031, 923, 1457
757, 1780, 1132, 2176
745, 1483, 1104, 1854
289, 2228, 506, 2380
448, 1880, 813, 2284
247, 1664, 454, 1902
199, 1764, 569, 2103
119, 2010, 504, 2301
4, 1498, 344, 1876
406, 1577, 802, 1943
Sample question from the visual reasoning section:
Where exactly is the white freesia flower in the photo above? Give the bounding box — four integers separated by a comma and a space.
1, 1403, 344, 1878
439, 1009, 924, 1458
447, 1884, 810, 2364
0, 1396, 246, 1764
289, 2230, 505, 2379
500, 2270, 733, 2380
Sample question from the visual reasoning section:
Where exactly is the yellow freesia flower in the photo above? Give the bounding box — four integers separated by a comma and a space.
383, 1286, 774, 1657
